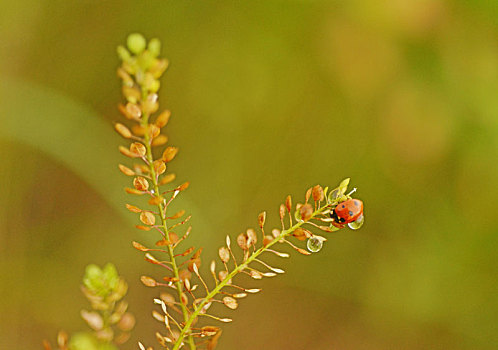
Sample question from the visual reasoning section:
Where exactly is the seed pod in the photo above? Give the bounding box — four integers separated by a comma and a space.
151, 135, 168, 147
118, 164, 135, 176
162, 147, 179, 162
305, 187, 312, 203
140, 212, 156, 225
130, 142, 146, 157
114, 123, 132, 138
148, 123, 160, 138
218, 247, 230, 263
222, 296, 238, 310
131, 125, 147, 136
312, 185, 324, 201
285, 195, 292, 212
236, 233, 249, 250
153, 160, 166, 175
258, 211, 266, 229
142, 93, 159, 115
133, 176, 149, 191
125, 102, 142, 120
159, 173, 176, 185
293, 228, 309, 241
279, 204, 286, 220
201, 326, 219, 337
263, 235, 273, 246
141, 276, 157, 287
246, 228, 257, 246
155, 110, 171, 128
126, 204, 142, 213
132, 241, 147, 251
300, 203, 313, 221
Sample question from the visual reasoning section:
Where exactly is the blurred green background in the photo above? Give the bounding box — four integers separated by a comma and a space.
1, 0, 497, 349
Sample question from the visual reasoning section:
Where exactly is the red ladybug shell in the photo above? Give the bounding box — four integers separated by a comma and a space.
334, 199, 363, 224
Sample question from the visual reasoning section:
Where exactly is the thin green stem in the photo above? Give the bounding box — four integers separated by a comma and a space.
141, 109, 196, 350
171, 207, 326, 350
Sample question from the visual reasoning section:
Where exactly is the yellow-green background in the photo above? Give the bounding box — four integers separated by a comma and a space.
1, 1, 497, 349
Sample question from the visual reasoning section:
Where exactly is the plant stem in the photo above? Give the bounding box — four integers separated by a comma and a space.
171, 207, 326, 350
141, 113, 197, 350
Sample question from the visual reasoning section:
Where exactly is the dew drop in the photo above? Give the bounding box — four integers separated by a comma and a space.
307, 236, 323, 253
348, 214, 364, 230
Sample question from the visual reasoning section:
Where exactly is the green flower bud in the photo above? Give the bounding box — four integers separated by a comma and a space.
148, 38, 161, 57
127, 33, 146, 54
116, 45, 131, 62
69, 332, 98, 350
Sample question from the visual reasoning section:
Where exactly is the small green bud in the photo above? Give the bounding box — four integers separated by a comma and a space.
85, 264, 102, 281
127, 33, 146, 54
69, 332, 98, 350
116, 45, 131, 62
148, 38, 161, 57
97, 343, 118, 350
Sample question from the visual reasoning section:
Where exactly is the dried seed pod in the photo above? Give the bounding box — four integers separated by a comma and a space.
119, 145, 136, 158
285, 195, 292, 212
140, 212, 156, 225
132, 241, 147, 251
117, 312, 135, 332
148, 124, 160, 138
250, 270, 263, 279
114, 123, 132, 138
305, 187, 312, 203
218, 247, 230, 263
159, 173, 176, 185
141, 276, 157, 287
125, 102, 142, 119
222, 296, 238, 310
126, 204, 142, 213
125, 187, 144, 195
135, 225, 151, 231
177, 182, 190, 191
118, 164, 135, 176
178, 269, 192, 281
151, 134, 168, 147
312, 185, 324, 201
246, 228, 257, 245
293, 228, 310, 241
271, 228, 281, 238
142, 93, 159, 115
169, 210, 185, 220
131, 124, 147, 136
263, 235, 273, 246
148, 196, 163, 205
155, 110, 171, 128
180, 292, 188, 305
133, 176, 149, 191
236, 233, 249, 250
300, 203, 313, 221
258, 211, 266, 229
201, 326, 219, 337
130, 142, 146, 157
279, 204, 286, 220
162, 146, 179, 162
153, 159, 166, 175
122, 86, 141, 104
218, 270, 228, 281
81, 310, 104, 330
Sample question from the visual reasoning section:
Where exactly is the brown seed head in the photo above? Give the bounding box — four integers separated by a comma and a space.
148, 124, 160, 139
279, 204, 286, 220
201, 326, 220, 337
119, 145, 136, 158
292, 228, 309, 241
132, 241, 147, 251
148, 196, 163, 205
180, 292, 188, 305
263, 235, 274, 246
300, 203, 313, 221
142, 93, 159, 115
177, 182, 190, 191
236, 233, 249, 250
131, 125, 147, 136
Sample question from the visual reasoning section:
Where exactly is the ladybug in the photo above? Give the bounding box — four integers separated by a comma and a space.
330, 199, 363, 228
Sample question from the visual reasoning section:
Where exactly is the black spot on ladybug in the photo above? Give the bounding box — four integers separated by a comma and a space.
342, 204, 345, 208
349, 211, 353, 216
